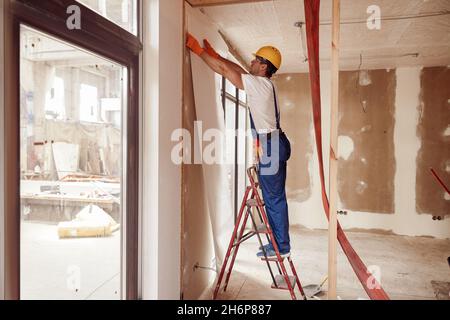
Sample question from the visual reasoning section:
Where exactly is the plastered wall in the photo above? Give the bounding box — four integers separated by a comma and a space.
275, 66, 450, 239
142, 0, 182, 300
277, 74, 313, 203
416, 67, 450, 216
338, 70, 396, 214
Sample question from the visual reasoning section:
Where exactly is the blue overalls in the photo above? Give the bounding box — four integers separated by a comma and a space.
249, 84, 291, 254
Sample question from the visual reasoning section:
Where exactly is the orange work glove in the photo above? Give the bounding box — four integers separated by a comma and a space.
186, 33, 204, 56
203, 39, 220, 59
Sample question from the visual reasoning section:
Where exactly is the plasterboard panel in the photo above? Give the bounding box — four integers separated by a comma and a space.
338, 70, 396, 214
185, 4, 234, 272
273, 74, 313, 202
182, 47, 215, 299
416, 67, 450, 216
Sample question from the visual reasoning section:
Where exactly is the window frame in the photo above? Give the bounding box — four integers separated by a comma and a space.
221, 76, 248, 223
3, 0, 142, 300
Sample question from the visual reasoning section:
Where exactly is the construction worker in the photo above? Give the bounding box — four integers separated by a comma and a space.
186, 34, 291, 258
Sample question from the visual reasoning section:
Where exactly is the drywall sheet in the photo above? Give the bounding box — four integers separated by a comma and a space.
338, 70, 396, 214
182, 48, 215, 299
273, 74, 313, 202
186, 5, 234, 271
416, 67, 450, 216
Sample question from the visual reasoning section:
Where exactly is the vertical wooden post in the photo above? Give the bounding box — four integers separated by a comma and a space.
328, 0, 340, 300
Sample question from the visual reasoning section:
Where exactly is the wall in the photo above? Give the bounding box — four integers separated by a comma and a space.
181, 50, 215, 299
181, 4, 234, 299
416, 67, 450, 216
0, 0, 5, 300
141, 0, 182, 300
275, 66, 450, 239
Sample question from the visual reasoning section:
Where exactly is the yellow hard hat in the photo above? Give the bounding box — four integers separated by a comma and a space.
253, 46, 282, 70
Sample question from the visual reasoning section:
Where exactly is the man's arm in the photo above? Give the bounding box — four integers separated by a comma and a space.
186, 33, 245, 90
203, 39, 248, 75
199, 52, 245, 90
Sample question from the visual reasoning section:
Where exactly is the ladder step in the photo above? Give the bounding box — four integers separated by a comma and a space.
232, 231, 256, 247
246, 199, 264, 207
254, 224, 270, 234
272, 275, 297, 290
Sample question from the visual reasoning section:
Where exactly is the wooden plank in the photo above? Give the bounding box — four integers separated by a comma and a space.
303, 0, 390, 300
187, 0, 271, 8
327, 0, 340, 300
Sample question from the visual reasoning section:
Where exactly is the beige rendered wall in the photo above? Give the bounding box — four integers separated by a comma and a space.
142, 0, 182, 300
275, 66, 450, 239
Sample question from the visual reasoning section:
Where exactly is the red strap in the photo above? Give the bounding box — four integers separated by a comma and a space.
304, 0, 389, 300
430, 168, 450, 195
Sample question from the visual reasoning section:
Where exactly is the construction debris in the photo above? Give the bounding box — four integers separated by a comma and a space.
57, 204, 120, 239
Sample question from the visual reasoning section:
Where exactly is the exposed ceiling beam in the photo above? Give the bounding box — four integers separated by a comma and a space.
186, 0, 272, 8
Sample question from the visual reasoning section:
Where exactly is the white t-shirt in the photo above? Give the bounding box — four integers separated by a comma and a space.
242, 74, 279, 134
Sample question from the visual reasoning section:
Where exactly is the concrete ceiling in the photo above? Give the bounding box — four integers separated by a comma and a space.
196, 0, 450, 73
21, 26, 119, 69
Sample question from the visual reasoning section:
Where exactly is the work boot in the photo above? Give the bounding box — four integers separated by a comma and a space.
256, 248, 290, 259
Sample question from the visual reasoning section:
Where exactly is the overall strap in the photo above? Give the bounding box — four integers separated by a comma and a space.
272, 83, 281, 130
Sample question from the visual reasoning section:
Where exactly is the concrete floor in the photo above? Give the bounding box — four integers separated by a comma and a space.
20, 222, 450, 300
216, 226, 450, 300
21, 222, 121, 300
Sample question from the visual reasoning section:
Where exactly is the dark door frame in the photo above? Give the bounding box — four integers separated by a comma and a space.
3, 0, 141, 300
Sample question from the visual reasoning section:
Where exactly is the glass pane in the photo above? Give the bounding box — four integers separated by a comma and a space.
225, 79, 236, 96
20, 25, 126, 300
77, 0, 137, 35
237, 106, 248, 204
224, 99, 236, 207
239, 89, 247, 104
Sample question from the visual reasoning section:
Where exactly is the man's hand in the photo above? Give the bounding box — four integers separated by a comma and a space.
203, 39, 220, 59
186, 33, 204, 56
186, 33, 244, 90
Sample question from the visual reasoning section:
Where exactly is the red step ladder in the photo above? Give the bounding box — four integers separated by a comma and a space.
213, 166, 306, 300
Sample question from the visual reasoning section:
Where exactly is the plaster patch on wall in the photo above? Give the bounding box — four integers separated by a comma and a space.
338, 135, 354, 160
274, 74, 313, 203
416, 67, 450, 216
356, 181, 368, 195
444, 125, 450, 137
338, 70, 396, 214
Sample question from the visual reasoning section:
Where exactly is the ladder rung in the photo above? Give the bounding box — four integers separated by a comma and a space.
233, 231, 256, 247
246, 199, 264, 207
271, 275, 297, 290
